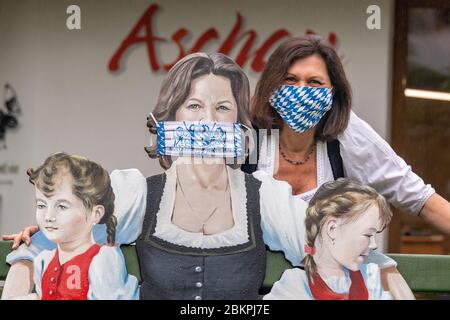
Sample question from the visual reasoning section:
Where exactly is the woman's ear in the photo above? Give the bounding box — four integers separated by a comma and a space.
325, 218, 338, 242
91, 205, 105, 224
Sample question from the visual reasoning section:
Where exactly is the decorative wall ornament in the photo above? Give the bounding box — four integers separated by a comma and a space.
0, 83, 21, 149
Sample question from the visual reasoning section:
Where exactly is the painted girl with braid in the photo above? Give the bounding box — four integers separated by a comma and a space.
264, 178, 398, 300
12, 152, 139, 300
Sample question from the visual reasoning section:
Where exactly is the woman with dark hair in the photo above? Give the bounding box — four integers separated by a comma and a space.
251, 37, 351, 142
243, 36, 450, 298
244, 36, 449, 231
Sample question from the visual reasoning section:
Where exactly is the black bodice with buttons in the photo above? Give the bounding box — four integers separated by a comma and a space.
136, 172, 266, 300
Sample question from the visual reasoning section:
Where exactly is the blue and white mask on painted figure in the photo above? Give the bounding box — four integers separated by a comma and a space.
269, 85, 333, 133
151, 114, 246, 158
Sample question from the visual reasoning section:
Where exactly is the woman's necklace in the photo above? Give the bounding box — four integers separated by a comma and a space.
176, 172, 229, 234
279, 143, 316, 166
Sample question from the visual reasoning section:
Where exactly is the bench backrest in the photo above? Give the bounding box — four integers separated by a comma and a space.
0, 241, 11, 283
2, 241, 450, 296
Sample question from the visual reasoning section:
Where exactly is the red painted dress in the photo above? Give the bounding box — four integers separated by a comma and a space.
41, 244, 101, 300
308, 270, 368, 300
263, 264, 393, 300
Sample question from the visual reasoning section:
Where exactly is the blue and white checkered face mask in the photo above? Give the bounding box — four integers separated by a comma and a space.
152, 115, 246, 158
269, 85, 333, 133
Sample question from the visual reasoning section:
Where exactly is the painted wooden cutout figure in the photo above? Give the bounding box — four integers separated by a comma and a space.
12, 153, 139, 300
264, 178, 400, 300
3, 53, 403, 300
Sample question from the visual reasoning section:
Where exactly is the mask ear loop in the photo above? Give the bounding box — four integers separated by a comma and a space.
147, 112, 159, 150
148, 112, 159, 125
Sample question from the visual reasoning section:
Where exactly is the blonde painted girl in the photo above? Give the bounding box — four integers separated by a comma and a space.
12, 152, 139, 300
264, 178, 402, 300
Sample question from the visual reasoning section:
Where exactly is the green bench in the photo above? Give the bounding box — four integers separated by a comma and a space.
2, 241, 450, 299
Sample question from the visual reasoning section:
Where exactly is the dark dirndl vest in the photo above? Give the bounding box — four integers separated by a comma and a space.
136, 172, 266, 300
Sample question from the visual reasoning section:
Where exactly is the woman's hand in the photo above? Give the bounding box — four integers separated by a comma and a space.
2, 226, 39, 249
419, 193, 450, 235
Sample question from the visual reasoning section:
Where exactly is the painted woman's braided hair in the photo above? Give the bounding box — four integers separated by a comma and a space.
301, 178, 392, 281
27, 152, 117, 245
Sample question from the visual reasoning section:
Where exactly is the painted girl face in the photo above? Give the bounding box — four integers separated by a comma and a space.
175, 73, 238, 123
284, 54, 332, 89
328, 204, 383, 271
35, 170, 98, 245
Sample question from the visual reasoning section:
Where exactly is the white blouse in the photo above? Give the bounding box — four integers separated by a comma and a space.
33, 246, 139, 300
257, 111, 435, 215
263, 263, 393, 300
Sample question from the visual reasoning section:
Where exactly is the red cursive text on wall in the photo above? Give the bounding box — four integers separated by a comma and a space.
108, 4, 338, 73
